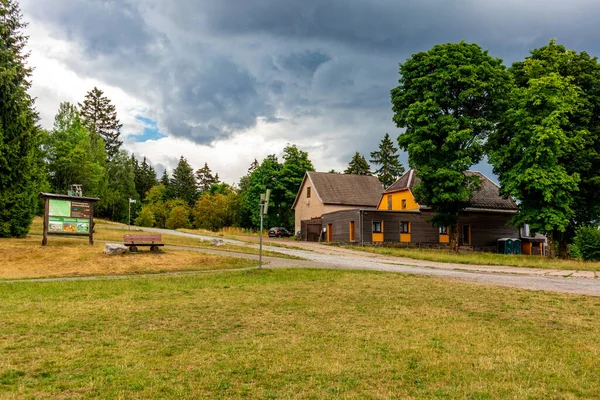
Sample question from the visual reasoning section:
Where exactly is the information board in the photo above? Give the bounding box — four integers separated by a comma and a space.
48, 217, 90, 233
49, 199, 93, 219
49, 199, 71, 217
41, 193, 99, 246
70, 202, 92, 218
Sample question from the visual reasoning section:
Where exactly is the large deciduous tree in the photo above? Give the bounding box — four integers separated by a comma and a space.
193, 187, 240, 232
275, 144, 315, 229
391, 41, 512, 251
0, 0, 46, 237
43, 102, 107, 196
79, 87, 123, 162
242, 155, 282, 228
489, 40, 597, 257
370, 133, 405, 188
96, 149, 138, 222
344, 152, 372, 175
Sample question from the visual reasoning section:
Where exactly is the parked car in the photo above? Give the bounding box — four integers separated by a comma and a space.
268, 227, 292, 238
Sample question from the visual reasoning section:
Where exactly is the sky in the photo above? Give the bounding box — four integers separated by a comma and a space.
20, 0, 600, 185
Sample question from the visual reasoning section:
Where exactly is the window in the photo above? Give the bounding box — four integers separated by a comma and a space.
349, 221, 355, 241
307, 187, 311, 198
387, 195, 392, 210
439, 226, 448, 234
372, 221, 382, 233
400, 221, 410, 234
402, 199, 407, 210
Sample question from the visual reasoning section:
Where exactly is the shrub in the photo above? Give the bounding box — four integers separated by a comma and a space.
572, 226, 600, 261
134, 206, 155, 227
166, 205, 191, 229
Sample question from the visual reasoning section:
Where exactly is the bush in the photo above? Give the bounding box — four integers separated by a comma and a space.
134, 206, 155, 227
572, 226, 600, 261
166, 205, 191, 229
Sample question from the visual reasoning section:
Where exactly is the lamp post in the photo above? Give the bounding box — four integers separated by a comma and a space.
128, 198, 136, 230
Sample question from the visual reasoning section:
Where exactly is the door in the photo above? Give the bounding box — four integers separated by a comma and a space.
305, 219, 322, 242
349, 221, 355, 242
327, 224, 333, 242
462, 224, 471, 245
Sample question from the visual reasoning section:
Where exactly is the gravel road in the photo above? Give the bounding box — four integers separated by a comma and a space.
84, 225, 600, 296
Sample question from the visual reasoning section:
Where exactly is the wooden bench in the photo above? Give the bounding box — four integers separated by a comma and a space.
123, 233, 164, 253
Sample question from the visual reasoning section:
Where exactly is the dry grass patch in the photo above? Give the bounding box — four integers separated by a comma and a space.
343, 244, 600, 271
1, 269, 600, 398
28, 218, 300, 259
0, 237, 256, 279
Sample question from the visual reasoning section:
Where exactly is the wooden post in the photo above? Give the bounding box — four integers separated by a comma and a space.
89, 202, 95, 246
42, 197, 49, 246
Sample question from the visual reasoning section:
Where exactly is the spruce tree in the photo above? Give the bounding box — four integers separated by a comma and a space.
131, 155, 157, 200
344, 152, 372, 175
160, 169, 170, 200
0, 0, 46, 237
370, 133, 405, 188
195, 162, 219, 194
79, 87, 123, 161
140, 157, 157, 199
170, 156, 198, 206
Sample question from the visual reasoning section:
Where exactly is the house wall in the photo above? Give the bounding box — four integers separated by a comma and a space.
323, 209, 518, 249
321, 209, 362, 243
293, 177, 374, 233
377, 189, 419, 211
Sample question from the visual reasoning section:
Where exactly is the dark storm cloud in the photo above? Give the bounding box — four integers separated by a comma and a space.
24, 0, 600, 164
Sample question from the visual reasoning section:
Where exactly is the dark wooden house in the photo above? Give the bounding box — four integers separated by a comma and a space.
321, 170, 519, 250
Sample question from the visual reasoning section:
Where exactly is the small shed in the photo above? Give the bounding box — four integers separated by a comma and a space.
521, 237, 546, 256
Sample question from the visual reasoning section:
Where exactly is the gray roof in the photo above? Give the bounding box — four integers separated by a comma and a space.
384, 170, 518, 211
293, 172, 384, 208
39, 192, 100, 202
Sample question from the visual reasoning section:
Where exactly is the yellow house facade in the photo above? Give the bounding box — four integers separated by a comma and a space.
374, 170, 451, 244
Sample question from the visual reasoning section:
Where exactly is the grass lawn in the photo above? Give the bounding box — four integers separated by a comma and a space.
1, 269, 600, 398
0, 237, 257, 279
343, 244, 600, 271
27, 218, 300, 260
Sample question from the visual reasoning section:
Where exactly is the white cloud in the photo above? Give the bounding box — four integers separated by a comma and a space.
25, 22, 147, 135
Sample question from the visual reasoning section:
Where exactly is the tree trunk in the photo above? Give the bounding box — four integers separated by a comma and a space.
449, 224, 460, 253
547, 231, 555, 259
557, 231, 570, 259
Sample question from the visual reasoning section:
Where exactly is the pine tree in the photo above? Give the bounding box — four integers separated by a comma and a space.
344, 152, 372, 175
132, 155, 157, 200
0, 1, 46, 237
370, 133, 405, 188
170, 156, 198, 206
140, 157, 157, 199
79, 87, 123, 161
195, 162, 219, 194
160, 169, 170, 188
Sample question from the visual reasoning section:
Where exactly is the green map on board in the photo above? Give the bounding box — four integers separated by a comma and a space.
49, 199, 71, 217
